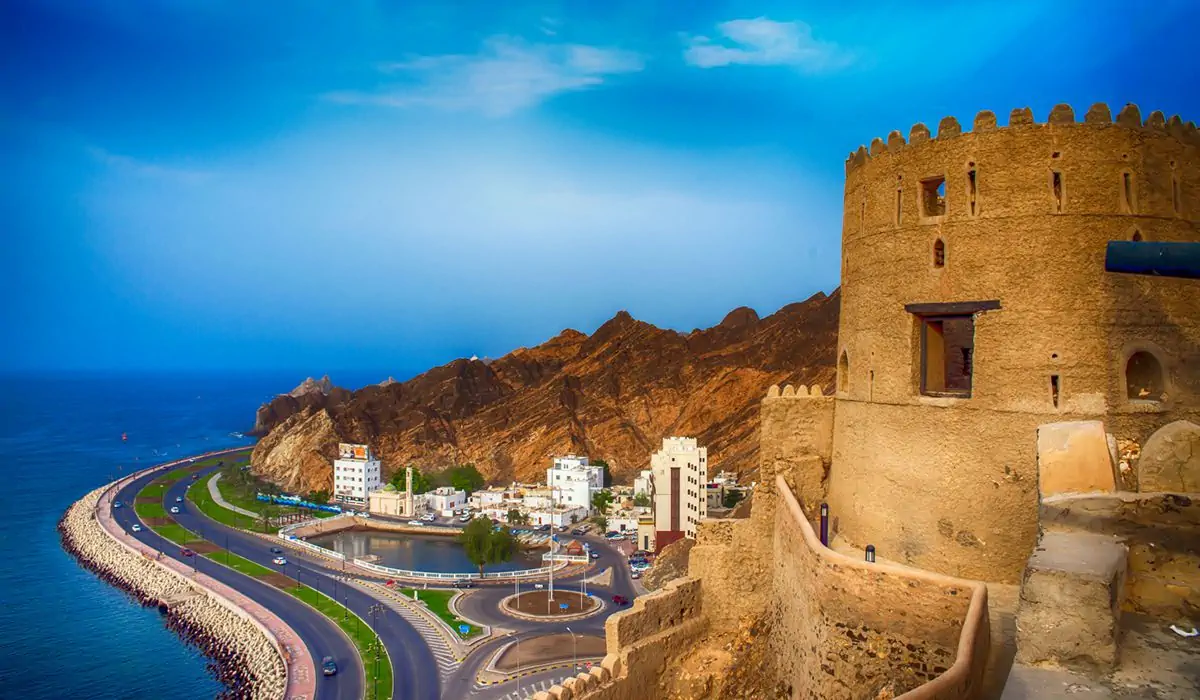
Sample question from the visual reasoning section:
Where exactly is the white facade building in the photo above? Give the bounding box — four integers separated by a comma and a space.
333, 443, 382, 505
633, 469, 653, 498
547, 455, 604, 512
428, 487, 467, 514
650, 437, 708, 544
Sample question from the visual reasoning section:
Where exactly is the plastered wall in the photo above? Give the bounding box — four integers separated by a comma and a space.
830, 103, 1200, 582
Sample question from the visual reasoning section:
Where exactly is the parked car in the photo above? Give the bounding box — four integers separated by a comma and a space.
407, 520, 425, 527
322, 656, 337, 676
631, 571, 641, 580
272, 557, 287, 566
571, 528, 586, 536
605, 532, 623, 540
131, 524, 142, 533
170, 506, 180, 514
270, 547, 283, 554
422, 514, 436, 522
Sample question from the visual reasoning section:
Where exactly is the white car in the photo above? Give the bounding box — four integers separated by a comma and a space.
272, 557, 287, 566
175, 496, 183, 503
407, 520, 425, 527
131, 524, 143, 533
170, 506, 180, 514
422, 514, 436, 522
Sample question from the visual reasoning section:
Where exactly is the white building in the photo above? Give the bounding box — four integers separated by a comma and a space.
547, 455, 604, 512
633, 469, 653, 498
527, 505, 588, 528
428, 487, 467, 514
650, 437, 708, 548
334, 443, 382, 505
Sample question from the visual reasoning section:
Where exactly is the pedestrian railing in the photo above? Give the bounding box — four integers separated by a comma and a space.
350, 558, 567, 581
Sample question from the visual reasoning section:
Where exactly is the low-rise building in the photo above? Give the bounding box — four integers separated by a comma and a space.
547, 455, 604, 512
637, 516, 656, 552
633, 469, 653, 498
369, 488, 427, 517
333, 443, 382, 505
428, 487, 466, 514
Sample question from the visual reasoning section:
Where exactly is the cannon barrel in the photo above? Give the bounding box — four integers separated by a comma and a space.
1105, 241, 1200, 280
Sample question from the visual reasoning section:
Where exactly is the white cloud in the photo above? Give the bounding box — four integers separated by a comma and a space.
86, 146, 214, 184
326, 36, 644, 117
683, 17, 852, 71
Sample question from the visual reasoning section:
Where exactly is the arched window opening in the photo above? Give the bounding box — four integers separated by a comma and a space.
933, 239, 946, 268
1125, 351, 1165, 401
1131, 230, 1143, 242
838, 351, 849, 393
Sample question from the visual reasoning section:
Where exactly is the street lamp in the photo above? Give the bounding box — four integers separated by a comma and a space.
368, 603, 385, 700
508, 631, 522, 698
566, 626, 577, 675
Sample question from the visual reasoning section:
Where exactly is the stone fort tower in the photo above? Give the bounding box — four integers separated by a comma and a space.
827, 103, 1199, 582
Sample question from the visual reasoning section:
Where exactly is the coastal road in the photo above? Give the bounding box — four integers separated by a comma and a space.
161, 465, 441, 700
113, 467, 366, 700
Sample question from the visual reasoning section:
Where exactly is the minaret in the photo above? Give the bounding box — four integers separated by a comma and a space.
405, 466, 414, 517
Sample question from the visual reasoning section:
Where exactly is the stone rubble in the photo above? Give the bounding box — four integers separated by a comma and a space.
58, 486, 287, 700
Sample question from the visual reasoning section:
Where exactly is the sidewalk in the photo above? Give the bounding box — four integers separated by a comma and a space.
208, 473, 261, 519
100, 467, 316, 699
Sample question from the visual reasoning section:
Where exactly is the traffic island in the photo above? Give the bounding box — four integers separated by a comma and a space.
475, 633, 607, 687
499, 589, 604, 622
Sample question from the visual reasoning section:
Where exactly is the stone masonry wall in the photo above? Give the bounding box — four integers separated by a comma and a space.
772, 475, 991, 699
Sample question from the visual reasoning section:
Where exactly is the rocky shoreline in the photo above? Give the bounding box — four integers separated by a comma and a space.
59, 486, 287, 700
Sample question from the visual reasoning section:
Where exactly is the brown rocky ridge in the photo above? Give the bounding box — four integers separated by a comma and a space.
250, 290, 839, 494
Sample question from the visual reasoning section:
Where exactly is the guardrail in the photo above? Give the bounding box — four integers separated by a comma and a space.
542, 553, 590, 563
351, 557, 567, 581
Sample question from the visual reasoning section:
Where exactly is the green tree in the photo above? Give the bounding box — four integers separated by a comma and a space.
633, 492, 651, 508
723, 489, 745, 509
592, 459, 613, 488
444, 464, 485, 494
307, 490, 330, 504
591, 515, 608, 532
507, 508, 529, 525
591, 489, 614, 515
389, 466, 433, 494
458, 517, 516, 575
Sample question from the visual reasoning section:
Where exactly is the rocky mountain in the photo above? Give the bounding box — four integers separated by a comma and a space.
250, 290, 840, 494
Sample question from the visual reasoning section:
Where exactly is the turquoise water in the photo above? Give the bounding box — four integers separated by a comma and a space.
0, 371, 390, 698
310, 529, 542, 574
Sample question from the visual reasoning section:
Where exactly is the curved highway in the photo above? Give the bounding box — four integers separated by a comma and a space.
161, 463, 440, 700
112, 464, 365, 700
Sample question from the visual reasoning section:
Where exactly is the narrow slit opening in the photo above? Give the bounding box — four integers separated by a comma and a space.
1122, 172, 1134, 212
1052, 171, 1063, 213
967, 169, 977, 216
896, 188, 902, 225
1172, 175, 1180, 215
1051, 375, 1060, 408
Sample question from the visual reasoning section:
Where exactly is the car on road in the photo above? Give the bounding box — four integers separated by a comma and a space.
631, 571, 641, 579
458, 515, 471, 523
180, 548, 196, 557
131, 524, 142, 533
422, 514, 436, 522
604, 531, 624, 540
272, 557, 287, 566
407, 520, 425, 527
113, 501, 123, 509
170, 506, 180, 514
571, 528, 586, 536
590, 552, 601, 560
612, 595, 629, 606
175, 496, 183, 503
453, 580, 475, 588
322, 656, 337, 677
270, 547, 283, 554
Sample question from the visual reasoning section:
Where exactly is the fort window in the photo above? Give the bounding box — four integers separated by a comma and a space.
1172, 175, 1180, 215
1125, 351, 1165, 401
1051, 171, 1063, 213
967, 167, 978, 216
838, 350, 849, 393
921, 176, 946, 217
1131, 230, 1143, 242
933, 239, 946, 268
895, 187, 903, 226
1050, 375, 1060, 408
918, 315, 975, 397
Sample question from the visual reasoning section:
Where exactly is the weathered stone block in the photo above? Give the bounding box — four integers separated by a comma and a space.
1037, 421, 1117, 497
1138, 420, 1200, 493
1016, 531, 1128, 671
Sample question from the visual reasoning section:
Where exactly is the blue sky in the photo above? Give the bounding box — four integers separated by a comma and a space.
3, 0, 1198, 375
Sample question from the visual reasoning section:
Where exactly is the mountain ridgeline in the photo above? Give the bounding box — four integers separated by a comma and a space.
249, 290, 840, 494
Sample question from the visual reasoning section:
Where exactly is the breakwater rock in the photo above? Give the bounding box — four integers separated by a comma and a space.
59, 486, 287, 700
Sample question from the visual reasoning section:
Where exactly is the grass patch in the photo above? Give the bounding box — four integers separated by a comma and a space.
188, 473, 266, 532
286, 585, 393, 700
215, 470, 338, 520
151, 522, 199, 544
135, 501, 168, 519
202, 550, 277, 578
400, 588, 483, 639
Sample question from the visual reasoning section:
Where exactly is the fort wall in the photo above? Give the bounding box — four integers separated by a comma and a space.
830, 103, 1200, 582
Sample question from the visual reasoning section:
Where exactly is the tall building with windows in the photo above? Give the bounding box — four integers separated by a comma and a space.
650, 437, 708, 550
333, 443, 381, 505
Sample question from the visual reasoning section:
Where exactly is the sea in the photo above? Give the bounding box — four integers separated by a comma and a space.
0, 371, 394, 699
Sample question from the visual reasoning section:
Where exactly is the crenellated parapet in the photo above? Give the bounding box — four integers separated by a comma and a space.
846, 103, 1199, 175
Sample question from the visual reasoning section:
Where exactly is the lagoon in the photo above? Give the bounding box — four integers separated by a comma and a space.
309, 529, 542, 574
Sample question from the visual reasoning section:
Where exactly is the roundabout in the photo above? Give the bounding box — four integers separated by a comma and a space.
498, 589, 603, 622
